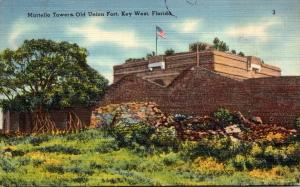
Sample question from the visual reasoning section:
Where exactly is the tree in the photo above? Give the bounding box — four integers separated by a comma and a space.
213, 37, 220, 49
189, 43, 210, 52
165, 49, 175, 56
238, 51, 245, 57
212, 37, 229, 52
146, 51, 156, 59
231, 50, 236, 54
0, 39, 108, 132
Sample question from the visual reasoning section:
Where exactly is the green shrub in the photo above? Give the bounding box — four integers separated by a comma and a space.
229, 155, 266, 171
0, 158, 17, 172
17, 157, 31, 166
190, 122, 213, 131
29, 135, 50, 146
90, 161, 103, 170
73, 174, 88, 183
136, 159, 164, 172
45, 164, 65, 174
111, 122, 180, 153
32, 159, 44, 166
162, 153, 180, 166
151, 126, 179, 150
111, 159, 139, 170
165, 49, 175, 56
186, 136, 232, 161
132, 143, 154, 155
0, 175, 33, 186
11, 149, 26, 157
112, 122, 155, 147
67, 165, 94, 175
262, 144, 300, 167
214, 108, 234, 126
94, 139, 119, 153
65, 128, 104, 141
38, 145, 81, 155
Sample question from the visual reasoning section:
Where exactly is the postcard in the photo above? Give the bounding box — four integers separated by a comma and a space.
0, 0, 299, 186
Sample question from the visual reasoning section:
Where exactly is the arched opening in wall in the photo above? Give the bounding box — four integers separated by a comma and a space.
153, 79, 165, 86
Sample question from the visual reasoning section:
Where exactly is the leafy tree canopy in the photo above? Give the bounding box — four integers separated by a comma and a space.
238, 51, 245, 57
190, 38, 245, 57
165, 48, 175, 56
213, 37, 229, 52
0, 39, 108, 111
189, 42, 211, 52
146, 51, 156, 59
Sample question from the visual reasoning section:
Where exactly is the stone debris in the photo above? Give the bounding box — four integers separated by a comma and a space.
91, 102, 298, 141
250, 116, 263, 125
91, 102, 169, 128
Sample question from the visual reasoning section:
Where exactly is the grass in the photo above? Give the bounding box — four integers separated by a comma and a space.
0, 128, 299, 186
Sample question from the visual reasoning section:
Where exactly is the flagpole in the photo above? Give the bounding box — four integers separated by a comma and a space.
155, 26, 158, 56
197, 44, 199, 66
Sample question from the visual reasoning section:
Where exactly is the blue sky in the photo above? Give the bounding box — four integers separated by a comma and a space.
0, 0, 299, 83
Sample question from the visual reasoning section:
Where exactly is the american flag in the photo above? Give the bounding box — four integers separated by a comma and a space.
156, 26, 166, 39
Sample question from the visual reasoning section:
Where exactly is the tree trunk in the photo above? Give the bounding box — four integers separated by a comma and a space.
66, 111, 84, 133
32, 107, 57, 134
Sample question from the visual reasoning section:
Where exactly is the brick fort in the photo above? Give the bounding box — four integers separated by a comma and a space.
101, 45, 300, 127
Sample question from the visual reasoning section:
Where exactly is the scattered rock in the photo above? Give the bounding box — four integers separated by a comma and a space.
225, 125, 242, 134
90, 102, 297, 141
250, 116, 263, 124
91, 102, 169, 128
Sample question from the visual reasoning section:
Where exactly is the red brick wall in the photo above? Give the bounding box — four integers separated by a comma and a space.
2, 107, 93, 133
101, 67, 300, 127
113, 51, 281, 85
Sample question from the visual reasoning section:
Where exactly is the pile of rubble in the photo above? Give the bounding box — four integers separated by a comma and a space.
90, 102, 171, 127
91, 102, 298, 142
171, 112, 297, 141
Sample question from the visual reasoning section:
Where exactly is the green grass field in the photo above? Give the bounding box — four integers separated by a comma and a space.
0, 128, 299, 186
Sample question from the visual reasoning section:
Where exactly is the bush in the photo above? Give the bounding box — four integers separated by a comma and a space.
65, 128, 106, 141
29, 135, 50, 146
262, 144, 300, 167
193, 156, 226, 176
214, 108, 234, 126
229, 154, 265, 171
67, 165, 94, 175
38, 145, 81, 155
112, 122, 155, 147
189, 136, 233, 160
0, 158, 17, 172
136, 159, 164, 172
45, 164, 65, 174
94, 139, 120, 153
17, 157, 31, 166
165, 49, 175, 56
189, 122, 213, 131
162, 152, 179, 166
10, 149, 25, 157
73, 175, 88, 183
151, 126, 179, 150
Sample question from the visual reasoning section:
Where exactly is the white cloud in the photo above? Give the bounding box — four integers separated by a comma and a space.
102, 72, 114, 84
68, 18, 140, 48
226, 17, 282, 42
9, 19, 38, 49
171, 19, 201, 33
87, 56, 121, 84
